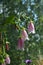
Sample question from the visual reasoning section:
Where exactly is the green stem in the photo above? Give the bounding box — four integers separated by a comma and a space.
2, 33, 6, 56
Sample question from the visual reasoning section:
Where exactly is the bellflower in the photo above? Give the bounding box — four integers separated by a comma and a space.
6, 41, 9, 51
28, 21, 35, 34
6, 43, 9, 51
21, 29, 29, 41
17, 38, 24, 50
5, 55, 10, 64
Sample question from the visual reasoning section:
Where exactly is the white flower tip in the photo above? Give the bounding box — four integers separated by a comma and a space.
32, 30, 35, 34
26, 37, 30, 40
6, 41, 9, 44
28, 30, 35, 34
22, 48, 25, 51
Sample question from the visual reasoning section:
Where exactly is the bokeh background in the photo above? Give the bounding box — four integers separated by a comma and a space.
0, 0, 43, 65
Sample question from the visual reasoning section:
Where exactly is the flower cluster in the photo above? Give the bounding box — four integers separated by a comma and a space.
17, 21, 35, 50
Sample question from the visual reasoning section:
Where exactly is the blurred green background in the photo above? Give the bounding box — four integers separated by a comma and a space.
0, 0, 43, 65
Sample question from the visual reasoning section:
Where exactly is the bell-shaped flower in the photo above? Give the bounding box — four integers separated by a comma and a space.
6, 41, 10, 51
28, 21, 35, 34
6, 43, 9, 51
21, 29, 29, 41
17, 38, 24, 50
5, 55, 10, 64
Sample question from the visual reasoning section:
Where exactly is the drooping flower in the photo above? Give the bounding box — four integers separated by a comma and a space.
21, 29, 29, 41
25, 59, 32, 64
17, 38, 24, 50
6, 41, 9, 50
28, 21, 35, 34
6, 44, 9, 51
5, 55, 10, 64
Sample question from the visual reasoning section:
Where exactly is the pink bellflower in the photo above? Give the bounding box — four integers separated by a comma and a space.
21, 29, 29, 41
17, 38, 24, 50
5, 55, 10, 64
28, 21, 35, 34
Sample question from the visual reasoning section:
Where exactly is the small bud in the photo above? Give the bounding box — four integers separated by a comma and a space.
25, 59, 32, 64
